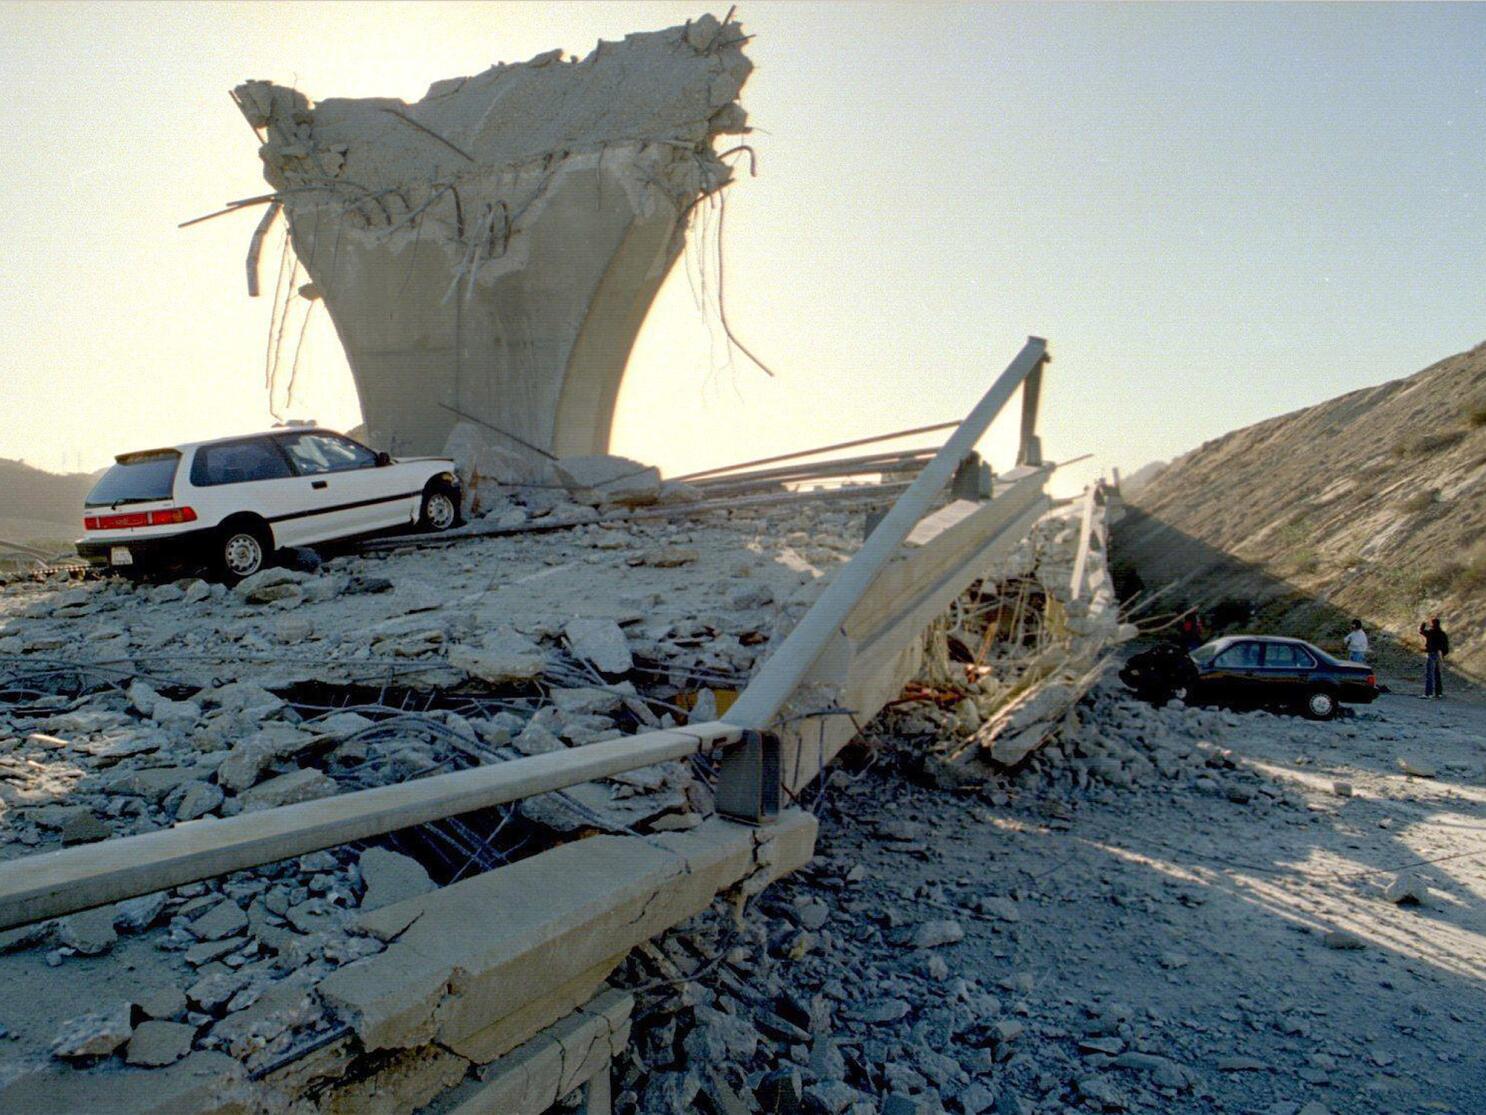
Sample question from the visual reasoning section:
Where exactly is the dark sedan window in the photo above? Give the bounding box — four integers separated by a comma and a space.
1262, 643, 1316, 669
1212, 642, 1262, 669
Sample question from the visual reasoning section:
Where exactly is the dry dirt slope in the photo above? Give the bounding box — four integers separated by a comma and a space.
1114, 338, 1486, 679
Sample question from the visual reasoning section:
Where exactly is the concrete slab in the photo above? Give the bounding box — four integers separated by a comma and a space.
317, 812, 815, 1055
422, 989, 633, 1115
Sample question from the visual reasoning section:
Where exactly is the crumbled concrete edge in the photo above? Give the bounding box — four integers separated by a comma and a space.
296, 813, 815, 1110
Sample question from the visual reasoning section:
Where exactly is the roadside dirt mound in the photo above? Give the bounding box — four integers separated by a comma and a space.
1114, 339, 1486, 679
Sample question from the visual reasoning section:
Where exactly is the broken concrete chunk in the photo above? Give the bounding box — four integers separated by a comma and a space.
550, 685, 629, 716
188, 899, 249, 941
58, 908, 118, 955
234, 567, 306, 603
513, 722, 565, 756
113, 891, 168, 933
208, 978, 321, 1059
1323, 928, 1367, 950
174, 780, 224, 821
151, 697, 203, 729
51, 1003, 133, 1058
125, 1020, 196, 1067
1397, 756, 1437, 778
188, 970, 252, 1013
216, 738, 277, 792
688, 688, 719, 725
556, 455, 662, 507
359, 847, 436, 912
0, 920, 54, 954
136, 985, 189, 1022
448, 626, 549, 682
564, 617, 633, 674
59, 811, 112, 846
240, 768, 337, 811
1383, 874, 1429, 906
204, 680, 286, 718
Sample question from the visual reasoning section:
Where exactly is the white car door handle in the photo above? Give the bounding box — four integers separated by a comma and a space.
311, 480, 328, 490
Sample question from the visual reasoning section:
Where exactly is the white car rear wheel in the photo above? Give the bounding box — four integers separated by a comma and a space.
221, 529, 266, 580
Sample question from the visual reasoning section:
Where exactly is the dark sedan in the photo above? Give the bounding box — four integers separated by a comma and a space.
1120, 635, 1379, 720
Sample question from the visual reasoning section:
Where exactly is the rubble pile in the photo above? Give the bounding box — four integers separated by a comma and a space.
0, 481, 1133, 1110
607, 677, 1485, 1115
0, 495, 874, 1101
893, 492, 1136, 780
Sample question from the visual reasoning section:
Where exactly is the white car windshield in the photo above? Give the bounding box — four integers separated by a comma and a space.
280, 433, 377, 475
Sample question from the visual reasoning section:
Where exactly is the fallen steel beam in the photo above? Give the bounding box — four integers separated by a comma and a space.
358, 478, 914, 553
689, 446, 936, 489
675, 419, 960, 481
0, 722, 741, 930
687, 457, 933, 500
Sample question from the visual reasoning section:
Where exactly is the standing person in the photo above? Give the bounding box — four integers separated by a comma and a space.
1179, 612, 1204, 651
1419, 616, 1449, 699
1344, 619, 1369, 663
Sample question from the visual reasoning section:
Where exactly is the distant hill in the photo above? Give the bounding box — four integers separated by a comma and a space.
0, 459, 101, 544
1118, 460, 1167, 497
1113, 339, 1486, 678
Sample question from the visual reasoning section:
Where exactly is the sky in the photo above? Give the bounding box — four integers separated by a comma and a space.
2, 2, 1483, 496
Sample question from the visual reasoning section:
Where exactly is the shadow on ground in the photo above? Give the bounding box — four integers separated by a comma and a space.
1111, 504, 1481, 697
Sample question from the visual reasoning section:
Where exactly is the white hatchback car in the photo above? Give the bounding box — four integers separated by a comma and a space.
76, 428, 461, 580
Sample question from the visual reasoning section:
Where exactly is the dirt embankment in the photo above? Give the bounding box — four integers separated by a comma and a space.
1114, 339, 1486, 680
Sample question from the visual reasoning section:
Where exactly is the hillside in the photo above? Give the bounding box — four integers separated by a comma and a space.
0, 459, 99, 545
1114, 338, 1486, 678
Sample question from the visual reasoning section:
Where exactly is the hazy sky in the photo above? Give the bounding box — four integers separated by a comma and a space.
3, 2, 1483, 495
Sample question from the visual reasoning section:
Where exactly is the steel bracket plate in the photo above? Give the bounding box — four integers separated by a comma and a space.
715, 730, 781, 825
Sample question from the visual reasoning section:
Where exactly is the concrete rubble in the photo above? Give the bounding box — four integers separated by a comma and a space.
0, 491, 866, 1106
599, 678, 1486, 1115
0, 472, 1129, 1111
235, 14, 753, 468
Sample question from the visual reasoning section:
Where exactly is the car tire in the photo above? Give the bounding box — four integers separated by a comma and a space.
1303, 687, 1338, 721
418, 484, 459, 532
217, 522, 271, 584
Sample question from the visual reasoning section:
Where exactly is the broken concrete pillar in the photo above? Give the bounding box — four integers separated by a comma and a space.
234, 14, 752, 462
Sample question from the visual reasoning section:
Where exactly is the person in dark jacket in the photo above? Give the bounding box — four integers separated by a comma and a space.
1179, 612, 1204, 651
1419, 616, 1449, 699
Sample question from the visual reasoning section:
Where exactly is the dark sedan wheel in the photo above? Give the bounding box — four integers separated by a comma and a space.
1303, 688, 1338, 721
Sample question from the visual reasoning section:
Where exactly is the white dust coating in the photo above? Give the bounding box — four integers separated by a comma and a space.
235, 14, 752, 460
